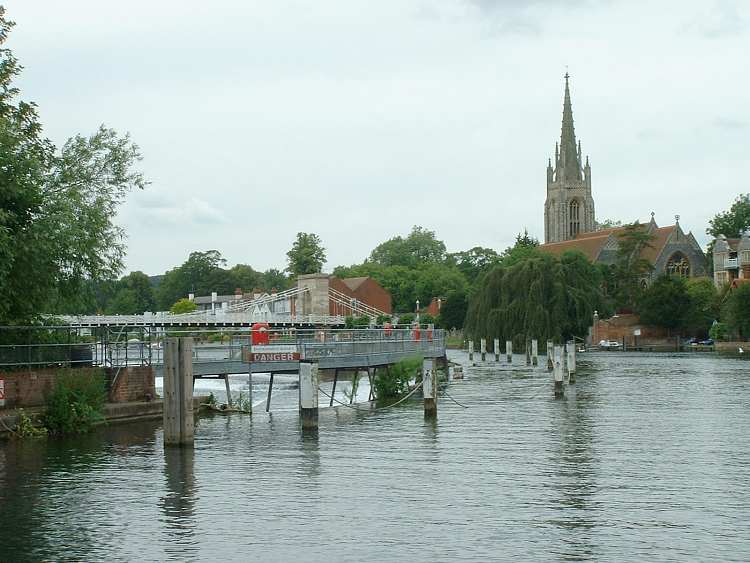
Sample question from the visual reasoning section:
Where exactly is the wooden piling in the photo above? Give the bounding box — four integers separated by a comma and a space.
299, 361, 319, 429
223, 374, 232, 407
266, 372, 274, 412
553, 345, 564, 398
247, 366, 253, 413
163, 337, 194, 447
468, 340, 474, 362
330, 368, 339, 407
531, 339, 538, 366
506, 340, 513, 364
494, 338, 500, 362
567, 340, 576, 384
525, 340, 531, 365
546, 339, 554, 371
423, 358, 437, 418
480, 338, 487, 362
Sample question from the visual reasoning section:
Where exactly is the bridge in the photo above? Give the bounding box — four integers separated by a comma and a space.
58, 276, 392, 328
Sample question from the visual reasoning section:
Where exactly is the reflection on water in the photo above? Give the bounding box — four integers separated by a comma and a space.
1, 352, 750, 561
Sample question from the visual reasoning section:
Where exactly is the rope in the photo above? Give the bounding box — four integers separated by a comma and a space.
318, 380, 424, 412
0, 416, 19, 436
441, 389, 469, 408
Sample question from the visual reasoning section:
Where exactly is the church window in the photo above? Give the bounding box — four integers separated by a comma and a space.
666, 252, 690, 277
569, 199, 581, 238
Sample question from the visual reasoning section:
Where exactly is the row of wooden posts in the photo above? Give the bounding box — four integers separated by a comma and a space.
467, 338, 577, 398
162, 337, 442, 447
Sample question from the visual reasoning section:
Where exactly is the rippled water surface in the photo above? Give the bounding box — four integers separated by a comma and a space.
1, 352, 749, 562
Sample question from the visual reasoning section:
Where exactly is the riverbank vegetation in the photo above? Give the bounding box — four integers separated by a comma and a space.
43, 370, 107, 435
373, 356, 422, 400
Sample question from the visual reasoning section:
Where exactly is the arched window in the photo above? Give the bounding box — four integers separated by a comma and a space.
569, 199, 580, 238
666, 252, 690, 277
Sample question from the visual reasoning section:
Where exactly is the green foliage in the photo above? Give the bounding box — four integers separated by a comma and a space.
398, 313, 416, 325
638, 275, 692, 331
446, 246, 500, 284
465, 250, 604, 346
374, 356, 421, 400
43, 369, 106, 435
420, 313, 436, 326
709, 322, 728, 341
170, 298, 197, 314
438, 290, 468, 329
612, 222, 655, 311
725, 283, 750, 339
376, 314, 392, 325
206, 392, 217, 406
13, 409, 47, 438
344, 315, 371, 328
286, 232, 326, 276
707, 193, 750, 238
684, 278, 720, 336
370, 226, 446, 268
156, 250, 228, 309
596, 218, 622, 229
0, 12, 145, 323
105, 271, 155, 314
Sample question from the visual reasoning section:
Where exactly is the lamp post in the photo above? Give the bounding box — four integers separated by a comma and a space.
415, 299, 420, 323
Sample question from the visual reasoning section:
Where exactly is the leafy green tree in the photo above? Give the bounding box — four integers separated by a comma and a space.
725, 283, 750, 339
613, 222, 655, 311
369, 226, 446, 268
106, 271, 155, 314
500, 230, 541, 268
170, 298, 198, 314
0, 10, 145, 323
438, 289, 468, 330
465, 250, 604, 346
261, 268, 291, 291
447, 247, 500, 284
596, 218, 623, 229
156, 250, 230, 309
286, 232, 326, 276
707, 194, 750, 238
637, 275, 692, 332
228, 264, 262, 293
684, 277, 720, 337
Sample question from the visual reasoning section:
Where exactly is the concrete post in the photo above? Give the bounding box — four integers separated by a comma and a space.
163, 337, 194, 447
299, 361, 319, 429
506, 340, 513, 364
531, 339, 538, 366
494, 338, 500, 362
546, 339, 554, 371
468, 340, 474, 362
480, 338, 486, 362
423, 358, 437, 418
553, 345, 564, 398
567, 340, 576, 383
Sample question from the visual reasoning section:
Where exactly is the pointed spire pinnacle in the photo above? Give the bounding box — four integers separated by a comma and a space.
557, 72, 582, 182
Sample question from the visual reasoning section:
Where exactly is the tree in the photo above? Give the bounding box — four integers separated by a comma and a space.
638, 275, 692, 332
170, 298, 197, 315
438, 289, 468, 330
106, 271, 155, 314
707, 194, 750, 238
684, 278, 720, 337
156, 250, 231, 309
261, 268, 291, 292
447, 247, 500, 284
369, 226, 446, 268
500, 230, 541, 268
228, 264, 262, 293
0, 10, 146, 323
596, 218, 622, 230
725, 283, 750, 339
613, 222, 655, 311
465, 250, 605, 346
286, 232, 326, 276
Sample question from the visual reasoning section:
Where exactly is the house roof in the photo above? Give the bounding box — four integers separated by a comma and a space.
342, 277, 369, 291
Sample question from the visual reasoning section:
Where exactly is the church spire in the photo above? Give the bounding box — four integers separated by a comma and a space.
557, 72, 582, 182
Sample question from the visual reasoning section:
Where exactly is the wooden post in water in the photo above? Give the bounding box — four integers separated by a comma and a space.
247, 365, 253, 413
330, 368, 339, 407
423, 358, 437, 418
567, 341, 576, 384
266, 372, 274, 412
299, 361, 319, 429
163, 337, 194, 447
223, 374, 232, 407
553, 345, 564, 398
468, 340, 474, 362
546, 339, 554, 371
531, 339, 538, 366
506, 340, 513, 364
525, 340, 531, 365
480, 338, 486, 362
494, 338, 500, 362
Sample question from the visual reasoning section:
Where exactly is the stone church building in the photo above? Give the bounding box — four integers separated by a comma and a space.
538, 74, 706, 280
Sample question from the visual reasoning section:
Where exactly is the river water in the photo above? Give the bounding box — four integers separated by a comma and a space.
1, 351, 749, 562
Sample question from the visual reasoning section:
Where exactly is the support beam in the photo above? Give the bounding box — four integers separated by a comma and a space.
567, 340, 576, 384
266, 372, 274, 412
468, 340, 474, 362
532, 339, 538, 366
547, 339, 554, 372
480, 338, 486, 362
494, 338, 500, 362
553, 345, 564, 398
247, 366, 253, 413
423, 358, 437, 418
299, 361, 319, 429
163, 337, 194, 447
506, 340, 513, 364
330, 368, 339, 407
223, 374, 232, 407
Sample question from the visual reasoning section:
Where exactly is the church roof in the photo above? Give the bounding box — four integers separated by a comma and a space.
538, 232, 610, 261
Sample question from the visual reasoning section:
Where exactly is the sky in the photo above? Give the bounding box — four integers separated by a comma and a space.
5, 0, 749, 276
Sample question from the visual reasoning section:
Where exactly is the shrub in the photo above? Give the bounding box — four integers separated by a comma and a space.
709, 322, 728, 342
43, 369, 106, 435
374, 356, 422, 400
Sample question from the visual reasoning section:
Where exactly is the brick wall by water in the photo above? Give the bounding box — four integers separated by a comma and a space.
0, 366, 155, 409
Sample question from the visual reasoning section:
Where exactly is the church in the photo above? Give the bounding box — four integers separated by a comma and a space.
538, 74, 707, 279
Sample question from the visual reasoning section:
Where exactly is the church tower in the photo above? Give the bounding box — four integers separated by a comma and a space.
544, 73, 595, 243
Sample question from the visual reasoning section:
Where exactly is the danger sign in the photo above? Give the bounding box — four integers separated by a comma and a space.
249, 352, 300, 362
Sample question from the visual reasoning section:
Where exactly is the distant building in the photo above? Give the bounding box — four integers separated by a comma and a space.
297, 273, 392, 317
538, 74, 706, 280
712, 232, 750, 287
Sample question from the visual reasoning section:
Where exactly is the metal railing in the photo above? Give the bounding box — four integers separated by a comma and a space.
725, 257, 739, 269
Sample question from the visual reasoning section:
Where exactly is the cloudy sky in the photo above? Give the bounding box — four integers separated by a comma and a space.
6, 0, 749, 275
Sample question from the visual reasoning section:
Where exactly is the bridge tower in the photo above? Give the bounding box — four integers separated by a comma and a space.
296, 273, 330, 316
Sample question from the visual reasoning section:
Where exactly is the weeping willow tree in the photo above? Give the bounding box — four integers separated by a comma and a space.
465, 251, 605, 350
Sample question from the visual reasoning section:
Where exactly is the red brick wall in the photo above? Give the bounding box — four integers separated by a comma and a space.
593, 314, 669, 346
329, 277, 393, 315
0, 366, 155, 409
